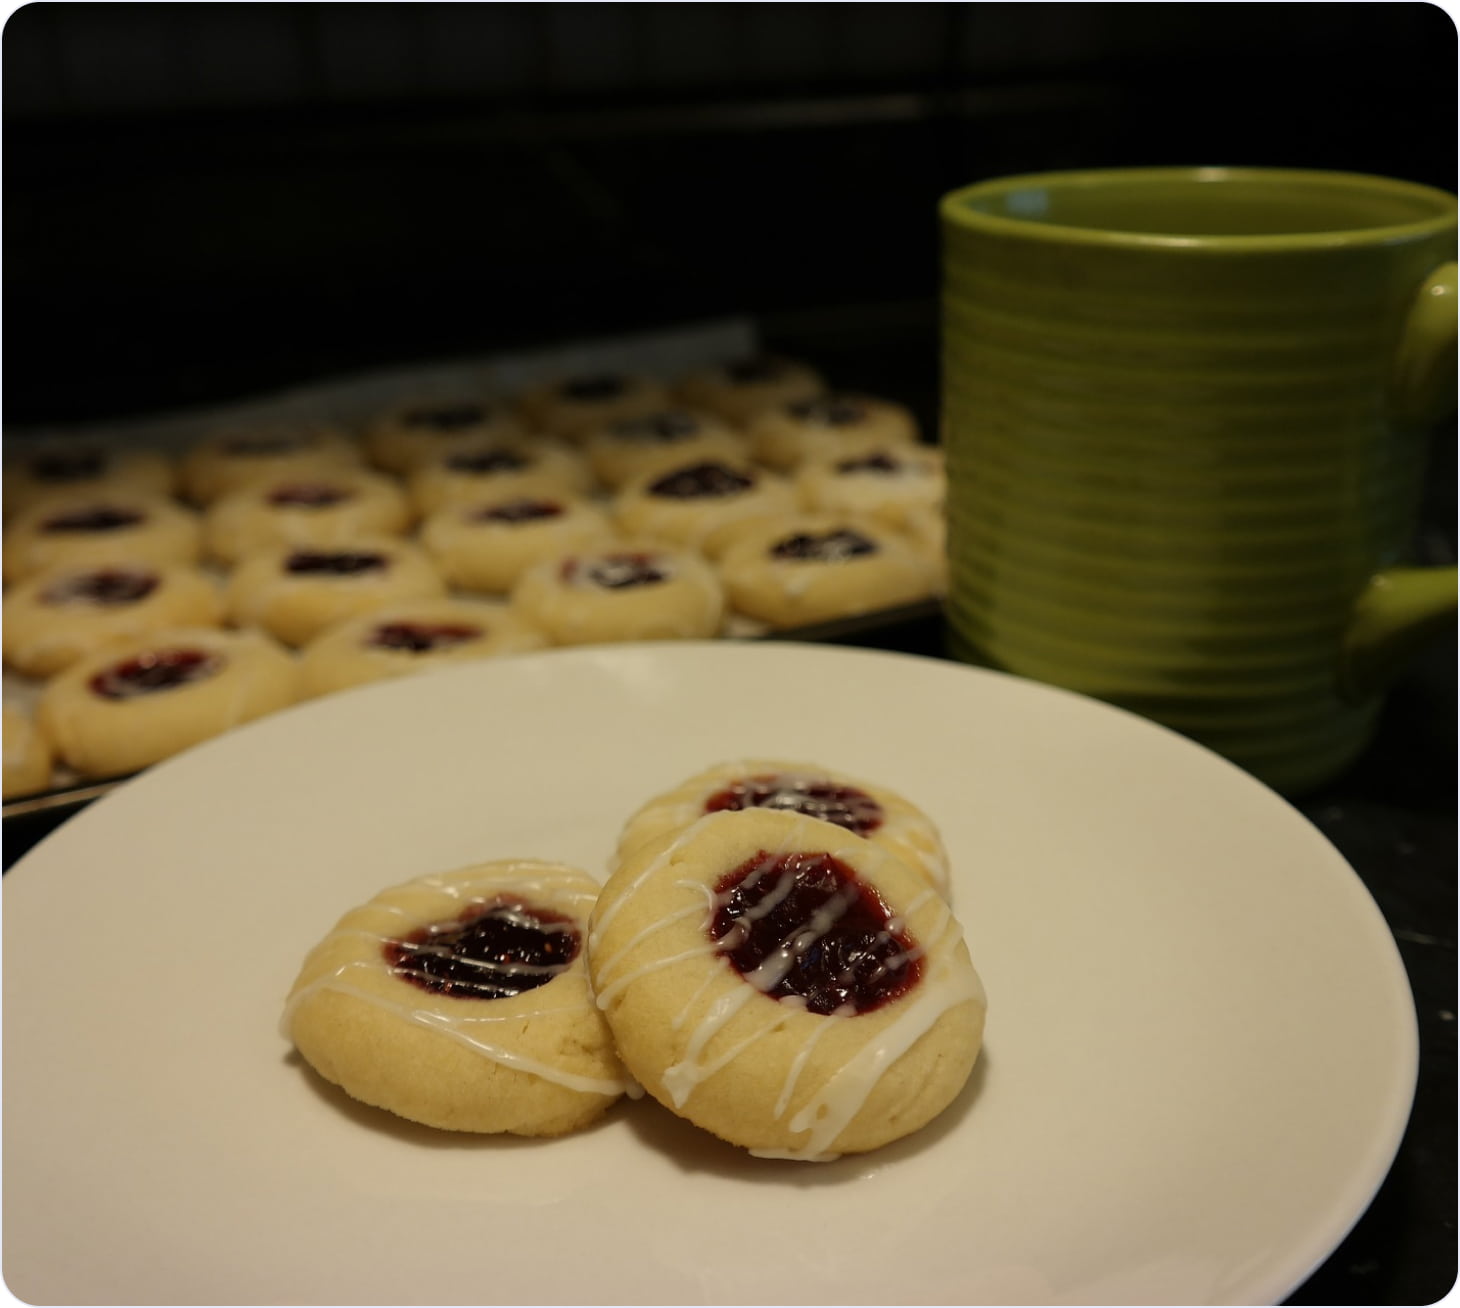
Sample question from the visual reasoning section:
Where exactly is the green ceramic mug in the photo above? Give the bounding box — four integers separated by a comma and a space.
940, 167, 1457, 795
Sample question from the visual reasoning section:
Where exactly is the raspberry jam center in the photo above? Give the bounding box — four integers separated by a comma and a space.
384, 897, 580, 999
403, 402, 489, 430
770, 529, 878, 562
704, 774, 884, 835
563, 552, 668, 590
835, 451, 902, 475
473, 498, 564, 524
285, 549, 387, 576
447, 448, 530, 475
710, 850, 920, 1015
368, 621, 482, 652
88, 648, 222, 699
41, 506, 144, 533
268, 483, 351, 508
648, 461, 754, 500
41, 567, 159, 607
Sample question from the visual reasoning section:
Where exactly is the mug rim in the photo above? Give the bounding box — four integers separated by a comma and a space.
940, 165, 1458, 251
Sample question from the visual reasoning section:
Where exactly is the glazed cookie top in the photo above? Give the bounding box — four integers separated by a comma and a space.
612, 458, 798, 557
795, 445, 946, 527
747, 393, 920, 470
583, 408, 747, 490
407, 435, 591, 515
1, 491, 203, 584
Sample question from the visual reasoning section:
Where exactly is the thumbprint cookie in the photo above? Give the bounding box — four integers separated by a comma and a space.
588, 808, 985, 1160
582, 408, 747, 491
225, 536, 447, 648
284, 860, 628, 1135
299, 597, 549, 697
612, 458, 797, 559
3, 561, 224, 679
717, 513, 938, 629
3, 704, 55, 800
363, 395, 527, 476
180, 421, 361, 505
614, 759, 951, 897
36, 626, 301, 779
4, 443, 176, 521
746, 394, 920, 471
406, 435, 592, 517
512, 541, 724, 645
2, 492, 203, 585
795, 445, 945, 529
674, 355, 826, 426
516, 372, 671, 442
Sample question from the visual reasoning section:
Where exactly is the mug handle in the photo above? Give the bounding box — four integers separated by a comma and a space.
1341, 261, 1459, 701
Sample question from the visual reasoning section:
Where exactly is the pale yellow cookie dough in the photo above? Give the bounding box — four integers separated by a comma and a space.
674, 355, 826, 426
516, 372, 671, 441
3, 443, 176, 521
2, 492, 204, 585
363, 395, 527, 476
588, 808, 985, 1160
3, 704, 55, 799
419, 491, 616, 596
582, 408, 747, 491
285, 859, 628, 1135
407, 435, 592, 517
3, 561, 224, 679
747, 394, 920, 471
612, 458, 797, 558
225, 536, 447, 648
299, 597, 549, 697
512, 540, 724, 645
203, 467, 413, 566
901, 505, 948, 595
795, 445, 945, 528
717, 512, 938, 629
614, 758, 952, 897
180, 422, 362, 505
36, 626, 301, 779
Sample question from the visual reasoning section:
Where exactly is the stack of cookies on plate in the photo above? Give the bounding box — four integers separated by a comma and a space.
2, 355, 947, 793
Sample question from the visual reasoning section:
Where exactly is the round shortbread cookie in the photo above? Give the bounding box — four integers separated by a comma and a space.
747, 394, 920, 471
614, 758, 951, 897
612, 458, 797, 559
299, 597, 549, 697
419, 491, 616, 596
588, 808, 985, 1160
407, 435, 591, 517
36, 626, 301, 779
3, 443, 176, 520
582, 408, 746, 491
363, 395, 527, 476
516, 372, 671, 442
225, 536, 447, 648
180, 422, 362, 505
512, 540, 724, 645
717, 512, 938, 629
3, 705, 55, 800
203, 467, 413, 566
674, 355, 826, 426
795, 445, 945, 528
284, 859, 628, 1136
2, 492, 203, 585
3, 561, 224, 679
901, 505, 949, 595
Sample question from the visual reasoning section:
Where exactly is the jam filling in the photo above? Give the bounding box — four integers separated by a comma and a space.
704, 774, 884, 835
268, 483, 351, 508
788, 397, 867, 426
770, 529, 878, 563
835, 451, 902, 475
30, 449, 106, 481
41, 567, 159, 607
41, 506, 144, 534
648, 461, 754, 500
88, 647, 222, 700
473, 498, 564, 524
402, 402, 488, 430
368, 621, 482, 653
561, 374, 625, 401
446, 448, 530, 475
611, 412, 700, 443
725, 357, 786, 384
710, 850, 920, 1015
384, 897, 580, 999
562, 551, 668, 590
285, 548, 388, 576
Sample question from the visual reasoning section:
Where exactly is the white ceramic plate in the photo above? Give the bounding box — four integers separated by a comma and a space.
3, 642, 1416, 1306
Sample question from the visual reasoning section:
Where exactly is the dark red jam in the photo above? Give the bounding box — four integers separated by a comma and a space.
267, 483, 351, 508
30, 449, 106, 481
769, 529, 878, 562
610, 412, 700, 443
446, 448, 530, 475
648, 461, 754, 500
384, 897, 580, 999
472, 498, 564, 524
788, 396, 867, 426
562, 551, 668, 590
725, 356, 786, 384
285, 548, 387, 576
368, 621, 482, 653
561, 374, 625, 401
402, 402, 489, 430
704, 774, 884, 835
41, 567, 159, 607
88, 647, 222, 699
41, 506, 144, 534
835, 451, 901, 475
710, 850, 920, 1015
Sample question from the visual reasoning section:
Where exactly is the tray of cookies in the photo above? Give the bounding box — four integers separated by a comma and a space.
3, 318, 947, 818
